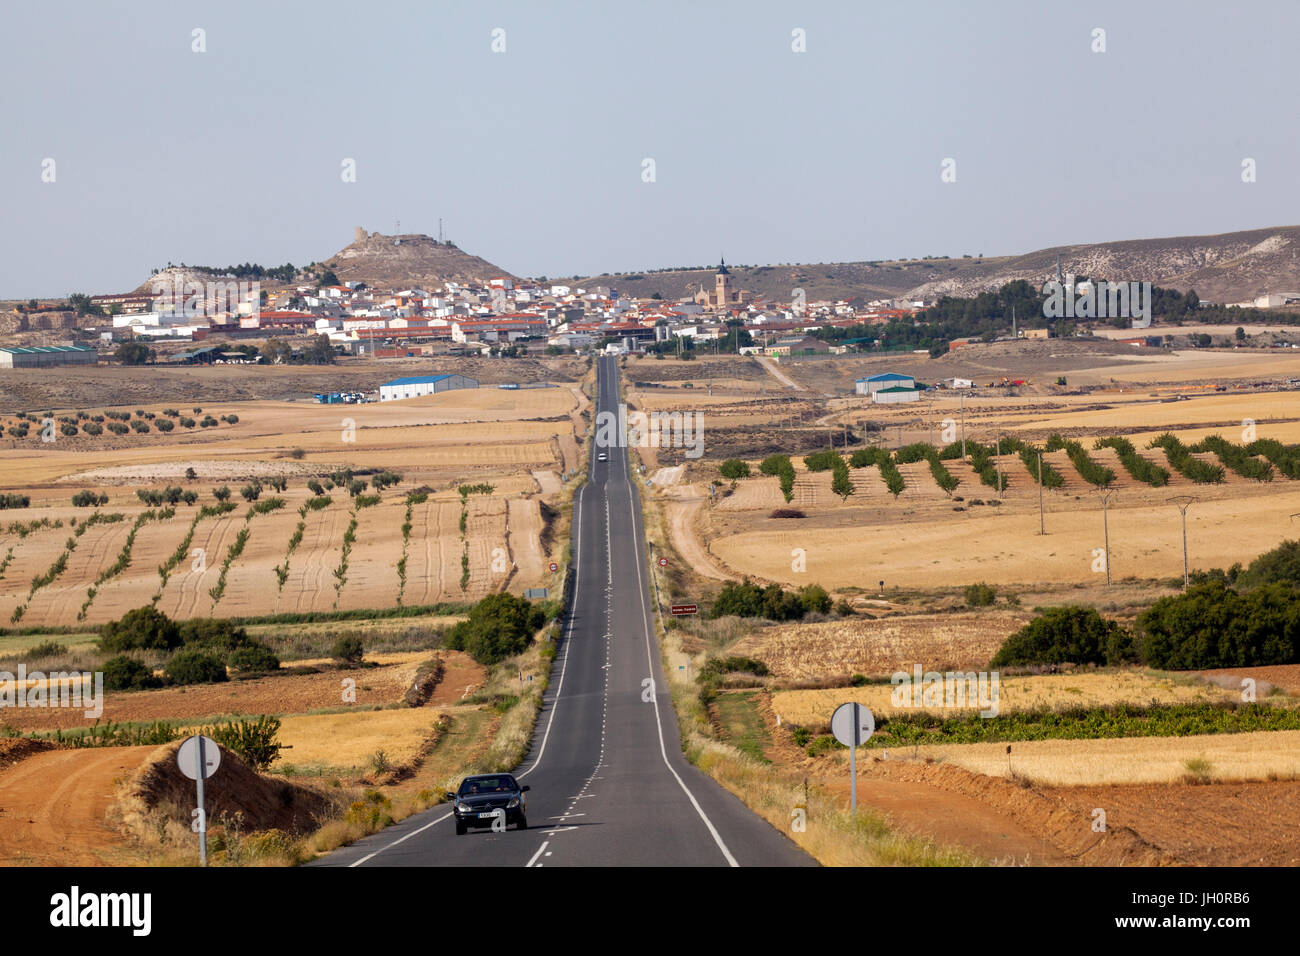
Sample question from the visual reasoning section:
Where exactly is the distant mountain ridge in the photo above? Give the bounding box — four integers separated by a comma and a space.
572, 225, 1300, 306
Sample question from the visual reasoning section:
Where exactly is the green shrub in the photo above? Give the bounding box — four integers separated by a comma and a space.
204, 715, 282, 772
1095, 436, 1169, 486
102, 655, 162, 691
1150, 433, 1225, 483
1137, 580, 1299, 669
964, 582, 997, 607
331, 635, 365, 663
165, 649, 228, 685
100, 606, 182, 652
443, 592, 545, 665
990, 606, 1136, 667
228, 643, 281, 673
719, 459, 750, 479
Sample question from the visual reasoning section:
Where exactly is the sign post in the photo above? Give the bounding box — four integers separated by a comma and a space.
830, 702, 874, 813
177, 734, 221, 866
669, 604, 698, 616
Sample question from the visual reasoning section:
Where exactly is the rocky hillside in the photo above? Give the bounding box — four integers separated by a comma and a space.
318, 228, 516, 289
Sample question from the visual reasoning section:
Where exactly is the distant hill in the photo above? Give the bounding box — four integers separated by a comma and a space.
573, 225, 1300, 306
318, 228, 516, 289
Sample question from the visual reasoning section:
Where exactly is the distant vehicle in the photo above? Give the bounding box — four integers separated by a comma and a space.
597, 452, 608, 461
447, 773, 529, 834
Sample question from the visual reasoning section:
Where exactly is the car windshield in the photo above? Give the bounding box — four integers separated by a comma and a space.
462, 776, 514, 795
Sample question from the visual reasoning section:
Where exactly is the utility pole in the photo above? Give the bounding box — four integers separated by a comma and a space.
1096, 489, 1117, 585
1037, 451, 1045, 535
1169, 497, 1197, 589
996, 433, 1003, 503
960, 392, 966, 461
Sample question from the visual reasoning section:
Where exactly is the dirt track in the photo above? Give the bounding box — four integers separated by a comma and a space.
0, 744, 158, 865
664, 487, 733, 581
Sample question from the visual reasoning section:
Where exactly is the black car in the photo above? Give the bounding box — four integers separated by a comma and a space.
447, 773, 530, 834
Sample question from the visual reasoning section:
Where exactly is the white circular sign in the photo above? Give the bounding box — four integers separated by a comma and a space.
177, 735, 221, 780
830, 702, 874, 749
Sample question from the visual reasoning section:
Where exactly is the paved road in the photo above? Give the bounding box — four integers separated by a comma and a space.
316, 356, 814, 867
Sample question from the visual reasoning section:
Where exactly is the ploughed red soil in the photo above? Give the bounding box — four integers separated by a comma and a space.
1199, 663, 1300, 695
758, 691, 1298, 866
0, 744, 158, 865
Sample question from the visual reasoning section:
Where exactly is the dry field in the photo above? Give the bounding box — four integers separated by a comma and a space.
903, 730, 1300, 786
0, 657, 421, 733
275, 707, 447, 773
707, 485, 1300, 590
0, 383, 579, 626
728, 612, 1031, 679
771, 671, 1247, 725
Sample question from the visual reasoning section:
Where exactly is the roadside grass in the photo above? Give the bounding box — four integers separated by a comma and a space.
712, 690, 771, 764
638, 473, 978, 866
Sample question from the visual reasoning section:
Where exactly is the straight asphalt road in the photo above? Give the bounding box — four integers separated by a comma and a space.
316, 356, 814, 867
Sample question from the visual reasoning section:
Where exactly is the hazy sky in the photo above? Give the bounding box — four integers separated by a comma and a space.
3, 0, 1297, 297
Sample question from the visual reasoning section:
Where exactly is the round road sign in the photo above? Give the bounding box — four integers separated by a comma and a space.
177, 735, 221, 780
549, 562, 559, 573
658, 557, 668, 567
830, 702, 875, 749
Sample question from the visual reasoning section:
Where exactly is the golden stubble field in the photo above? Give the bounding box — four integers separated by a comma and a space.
659, 375, 1300, 590
771, 671, 1246, 725
0, 385, 581, 625
727, 611, 1031, 679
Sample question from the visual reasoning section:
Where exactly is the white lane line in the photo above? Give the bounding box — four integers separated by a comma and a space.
525, 841, 550, 867
347, 810, 455, 867
518, 481, 585, 781
351, 426, 591, 865
625, 467, 740, 867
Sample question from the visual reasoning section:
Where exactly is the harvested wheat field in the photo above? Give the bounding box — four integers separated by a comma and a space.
709, 486, 1300, 589
0, 659, 421, 733
728, 612, 1031, 679
771, 671, 1248, 725
902, 730, 1300, 786
275, 708, 448, 773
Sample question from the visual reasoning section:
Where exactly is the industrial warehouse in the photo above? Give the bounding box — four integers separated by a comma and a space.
378, 372, 479, 402
0, 344, 98, 369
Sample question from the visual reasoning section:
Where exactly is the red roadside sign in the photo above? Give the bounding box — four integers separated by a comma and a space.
549, 562, 558, 572
658, 557, 668, 567
670, 604, 698, 616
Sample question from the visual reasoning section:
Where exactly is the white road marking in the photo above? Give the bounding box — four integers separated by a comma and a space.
517, 482, 585, 781
525, 840, 550, 867
347, 810, 455, 867
625, 465, 740, 867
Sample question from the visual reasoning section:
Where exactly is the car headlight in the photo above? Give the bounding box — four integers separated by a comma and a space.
506, 798, 520, 809
457, 803, 473, 813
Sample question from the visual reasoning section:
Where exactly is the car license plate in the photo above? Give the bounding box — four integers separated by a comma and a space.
478, 812, 497, 819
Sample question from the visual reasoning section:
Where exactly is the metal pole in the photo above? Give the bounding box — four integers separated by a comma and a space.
1102, 494, 1112, 586
996, 433, 1003, 502
196, 737, 208, 866
1037, 451, 1045, 535
850, 703, 859, 813
1169, 497, 1197, 589
960, 393, 966, 461
1181, 508, 1188, 588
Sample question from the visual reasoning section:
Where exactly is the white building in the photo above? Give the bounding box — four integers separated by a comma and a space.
378, 373, 479, 402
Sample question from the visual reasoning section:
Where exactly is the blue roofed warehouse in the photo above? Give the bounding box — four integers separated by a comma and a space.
378, 373, 479, 402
